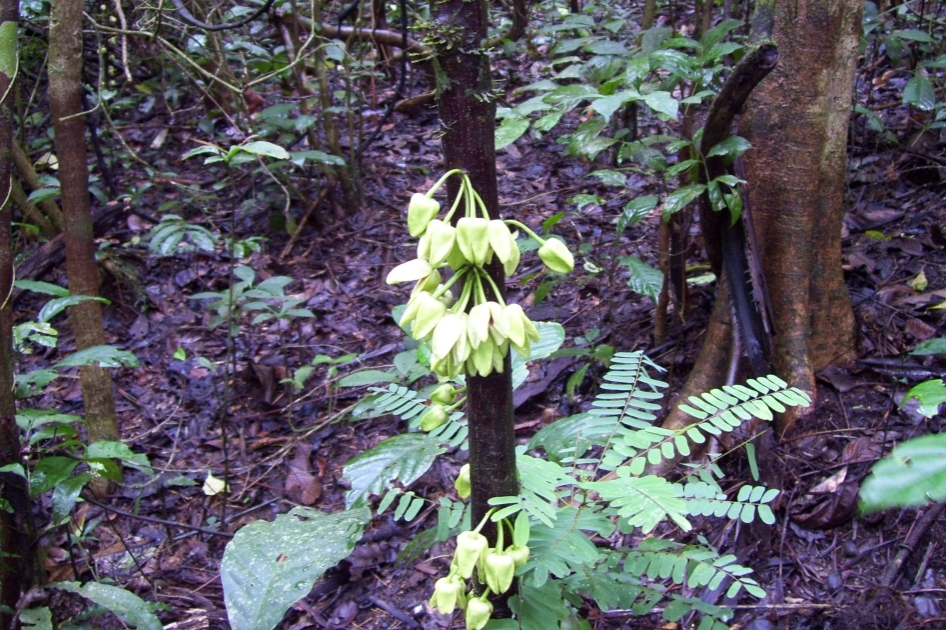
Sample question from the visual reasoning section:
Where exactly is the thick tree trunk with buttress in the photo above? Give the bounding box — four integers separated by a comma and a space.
430, 0, 518, 576
660, 0, 860, 446
49, 0, 120, 449
739, 0, 860, 435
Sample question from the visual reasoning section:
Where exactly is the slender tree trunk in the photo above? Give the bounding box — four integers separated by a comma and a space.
0, 0, 32, 616
430, 0, 518, 554
49, 0, 120, 447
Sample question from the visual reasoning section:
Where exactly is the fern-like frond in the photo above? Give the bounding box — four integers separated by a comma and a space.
611, 374, 810, 472
368, 384, 427, 421
678, 482, 779, 524
587, 351, 669, 426
582, 473, 691, 533
489, 454, 574, 525
522, 506, 614, 587
624, 538, 766, 599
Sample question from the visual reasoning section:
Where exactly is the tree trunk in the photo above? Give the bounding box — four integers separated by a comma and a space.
0, 0, 32, 616
739, 0, 860, 434
48, 0, 120, 447
660, 0, 860, 443
430, 0, 518, 553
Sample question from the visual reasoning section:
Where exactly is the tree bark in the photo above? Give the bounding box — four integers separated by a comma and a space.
0, 0, 32, 616
430, 0, 518, 554
49, 0, 120, 447
660, 0, 860, 444
739, 0, 860, 435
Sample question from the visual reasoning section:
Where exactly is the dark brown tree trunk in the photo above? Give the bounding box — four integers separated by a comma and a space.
0, 0, 32, 617
49, 0, 120, 448
660, 0, 860, 442
430, 0, 518, 552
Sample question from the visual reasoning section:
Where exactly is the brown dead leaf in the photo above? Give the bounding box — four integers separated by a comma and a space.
905, 317, 937, 340
842, 436, 882, 464
285, 443, 322, 505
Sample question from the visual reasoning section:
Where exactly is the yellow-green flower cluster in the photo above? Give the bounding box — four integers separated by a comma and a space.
428, 518, 530, 629
386, 170, 575, 380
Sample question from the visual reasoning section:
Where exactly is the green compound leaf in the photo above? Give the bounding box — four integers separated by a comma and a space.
342, 433, 444, 508
221, 507, 369, 630
53, 582, 162, 630
582, 474, 690, 533
860, 432, 946, 512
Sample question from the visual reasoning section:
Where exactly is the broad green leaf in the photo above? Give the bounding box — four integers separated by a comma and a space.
13, 280, 70, 297
591, 91, 638, 120
18, 606, 53, 630
495, 117, 530, 150
663, 184, 706, 215
911, 338, 946, 355
26, 188, 60, 204
221, 507, 369, 630
641, 91, 679, 120
860, 433, 946, 511
54, 345, 139, 369
584, 40, 629, 55
511, 578, 569, 630
903, 75, 936, 111
38, 295, 109, 324
54, 582, 162, 630
343, 433, 445, 508
896, 29, 936, 43
337, 370, 398, 387
289, 150, 345, 166
181, 145, 222, 160
705, 136, 752, 160
618, 256, 664, 301
238, 140, 291, 160
30, 456, 79, 497
902, 379, 946, 418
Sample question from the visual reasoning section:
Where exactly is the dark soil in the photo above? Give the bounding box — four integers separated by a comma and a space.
13, 8, 946, 630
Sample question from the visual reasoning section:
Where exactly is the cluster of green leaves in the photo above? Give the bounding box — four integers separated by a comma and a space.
498, 9, 749, 301
859, 338, 946, 512
6, 287, 164, 629
858, 2, 946, 137
222, 344, 807, 630
190, 264, 314, 330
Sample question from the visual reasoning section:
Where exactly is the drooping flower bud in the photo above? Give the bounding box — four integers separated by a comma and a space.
431, 313, 468, 371
487, 220, 515, 264
386, 258, 434, 284
453, 531, 488, 579
412, 269, 442, 295
429, 576, 461, 615
503, 235, 521, 276
420, 404, 449, 431
412, 293, 447, 340
457, 217, 491, 267
464, 596, 493, 630
507, 544, 530, 568
483, 550, 516, 594
408, 193, 441, 237
454, 463, 471, 499
430, 383, 457, 406
426, 220, 458, 266
538, 237, 575, 274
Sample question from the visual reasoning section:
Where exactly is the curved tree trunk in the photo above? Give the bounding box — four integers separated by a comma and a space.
49, 0, 120, 449
661, 0, 860, 443
430, 0, 518, 555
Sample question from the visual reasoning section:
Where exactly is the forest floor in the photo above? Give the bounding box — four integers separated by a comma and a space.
16, 24, 946, 630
